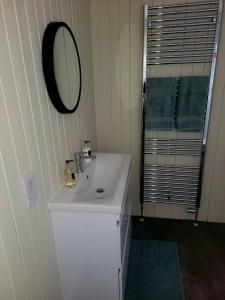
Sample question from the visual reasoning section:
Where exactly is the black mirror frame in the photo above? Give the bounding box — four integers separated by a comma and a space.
42, 22, 82, 114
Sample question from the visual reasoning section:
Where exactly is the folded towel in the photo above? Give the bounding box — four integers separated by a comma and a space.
176, 76, 209, 132
145, 77, 177, 131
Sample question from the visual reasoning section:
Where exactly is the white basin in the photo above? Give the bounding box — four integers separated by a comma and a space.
48, 153, 131, 213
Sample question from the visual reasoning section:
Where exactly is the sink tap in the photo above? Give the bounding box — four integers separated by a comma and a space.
74, 152, 96, 173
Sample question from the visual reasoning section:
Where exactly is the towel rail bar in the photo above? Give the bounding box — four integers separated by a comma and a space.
144, 138, 203, 155
149, 15, 217, 23
148, 35, 215, 42
144, 182, 199, 187
150, 48, 213, 53
149, 22, 216, 29
147, 60, 212, 65
148, 41, 214, 48
148, 53, 212, 60
147, 1, 218, 11
144, 164, 200, 167
145, 138, 202, 142
145, 172, 199, 176
143, 198, 196, 205
148, 28, 216, 36
148, 8, 218, 17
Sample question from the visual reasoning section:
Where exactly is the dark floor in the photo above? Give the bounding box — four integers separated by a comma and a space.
132, 217, 225, 300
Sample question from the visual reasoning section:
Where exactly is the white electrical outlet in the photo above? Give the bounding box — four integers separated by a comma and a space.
22, 171, 37, 208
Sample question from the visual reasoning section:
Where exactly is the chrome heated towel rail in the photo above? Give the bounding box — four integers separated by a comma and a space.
140, 0, 223, 221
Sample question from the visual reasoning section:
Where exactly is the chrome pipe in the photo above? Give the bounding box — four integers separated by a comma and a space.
144, 178, 199, 181
144, 173, 200, 177
145, 149, 202, 152
145, 140, 203, 143
144, 164, 200, 168
145, 153, 202, 156
144, 175, 199, 179
144, 190, 197, 195
144, 176, 199, 179
145, 139, 202, 141
148, 41, 215, 47
144, 183, 199, 187
144, 172, 199, 175
147, 60, 212, 65
149, 15, 218, 23
148, 28, 216, 36
144, 169, 199, 173
149, 22, 216, 29
145, 142, 203, 145
145, 145, 202, 148
148, 35, 215, 41
149, 47, 214, 53
144, 190, 197, 196
144, 191, 196, 201
148, 1, 218, 11
143, 198, 196, 205
144, 170, 200, 174
145, 145, 202, 147
148, 8, 218, 17
144, 185, 198, 190
145, 143, 202, 146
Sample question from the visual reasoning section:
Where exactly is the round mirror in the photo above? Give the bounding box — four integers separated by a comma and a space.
42, 22, 81, 114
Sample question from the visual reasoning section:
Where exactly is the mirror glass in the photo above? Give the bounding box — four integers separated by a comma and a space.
53, 27, 81, 110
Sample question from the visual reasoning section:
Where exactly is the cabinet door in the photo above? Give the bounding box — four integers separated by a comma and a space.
120, 185, 132, 264
51, 212, 120, 300
121, 215, 132, 299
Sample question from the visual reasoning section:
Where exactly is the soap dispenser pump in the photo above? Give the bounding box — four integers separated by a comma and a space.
64, 160, 76, 188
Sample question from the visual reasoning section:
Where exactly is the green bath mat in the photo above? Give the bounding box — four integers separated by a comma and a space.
125, 240, 185, 300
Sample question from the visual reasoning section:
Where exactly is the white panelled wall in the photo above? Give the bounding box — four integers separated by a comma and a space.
0, 0, 96, 299
90, 0, 225, 223
1, 0, 225, 299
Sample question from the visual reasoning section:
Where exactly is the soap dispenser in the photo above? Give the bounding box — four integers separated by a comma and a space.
64, 160, 76, 188
83, 140, 92, 157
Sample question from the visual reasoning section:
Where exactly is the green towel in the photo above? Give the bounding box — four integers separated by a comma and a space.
176, 76, 209, 132
145, 77, 177, 131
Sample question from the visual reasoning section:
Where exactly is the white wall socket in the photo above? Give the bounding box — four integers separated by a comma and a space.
21, 171, 38, 208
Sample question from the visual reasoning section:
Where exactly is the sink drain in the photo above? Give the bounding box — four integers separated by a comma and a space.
96, 188, 105, 193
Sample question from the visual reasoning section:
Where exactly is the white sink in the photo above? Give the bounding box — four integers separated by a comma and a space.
48, 153, 131, 213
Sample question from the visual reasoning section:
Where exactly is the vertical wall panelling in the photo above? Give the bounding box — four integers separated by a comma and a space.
0, 0, 96, 299
109, 0, 121, 153
130, 0, 142, 213
90, 0, 105, 151
120, 0, 131, 154
1, 2, 44, 298
0, 233, 15, 300
200, 9, 225, 222
0, 146, 27, 299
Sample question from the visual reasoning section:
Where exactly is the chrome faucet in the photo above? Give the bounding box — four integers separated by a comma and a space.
74, 152, 96, 173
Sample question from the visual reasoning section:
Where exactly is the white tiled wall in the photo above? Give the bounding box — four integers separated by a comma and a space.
0, 0, 96, 299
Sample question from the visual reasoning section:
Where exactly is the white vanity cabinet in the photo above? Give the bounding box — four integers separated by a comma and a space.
49, 153, 132, 300
51, 187, 131, 300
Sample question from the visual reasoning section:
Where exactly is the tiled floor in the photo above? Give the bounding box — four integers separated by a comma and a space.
132, 216, 225, 300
